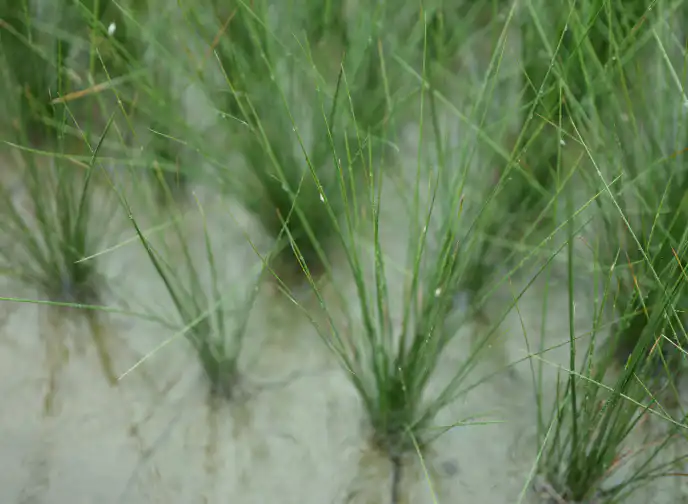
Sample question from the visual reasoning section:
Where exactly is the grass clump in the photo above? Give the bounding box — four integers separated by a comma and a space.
596, 144, 688, 369
3, 0, 688, 502
0, 96, 116, 304
115, 174, 264, 399
533, 199, 688, 503
0, 0, 64, 143
0, 0, 140, 142
0, 0, 121, 301
516, 0, 688, 368
207, 2, 353, 284
568, 0, 688, 369
281, 9, 553, 501
530, 2, 688, 501
417, 1, 556, 318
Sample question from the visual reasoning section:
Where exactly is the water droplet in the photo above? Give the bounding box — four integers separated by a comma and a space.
434, 287, 442, 297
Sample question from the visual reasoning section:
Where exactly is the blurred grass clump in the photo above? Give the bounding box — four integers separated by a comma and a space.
117, 174, 265, 398
527, 1, 688, 502
535, 212, 688, 503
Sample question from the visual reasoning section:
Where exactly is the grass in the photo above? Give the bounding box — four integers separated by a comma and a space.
122, 0, 361, 284
206, 1, 421, 284
0, 0, 131, 304
0, 0, 140, 142
0, 74, 122, 385
410, 1, 566, 315
562, 0, 688, 369
524, 1, 688, 502
0, 0, 63, 143
596, 144, 688, 369
275, 4, 569, 501
112, 173, 266, 398
2, 0, 688, 502
214, 78, 341, 283
0, 0, 167, 304
532, 191, 688, 503
0, 103, 116, 304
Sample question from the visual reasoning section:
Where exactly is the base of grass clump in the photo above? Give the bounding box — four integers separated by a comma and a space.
363, 419, 441, 504
360, 367, 434, 504
532, 475, 604, 504
0, 118, 116, 307
39, 308, 122, 416
367, 435, 413, 504
206, 369, 241, 401
370, 428, 418, 469
195, 340, 242, 400
52, 267, 103, 306
367, 372, 424, 459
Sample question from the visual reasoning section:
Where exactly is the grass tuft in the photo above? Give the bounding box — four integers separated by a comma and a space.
112, 173, 264, 399
0, 105, 116, 304
534, 195, 688, 503
206, 1, 356, 284
280, 7, 557, 501
530, 2, 688, 500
